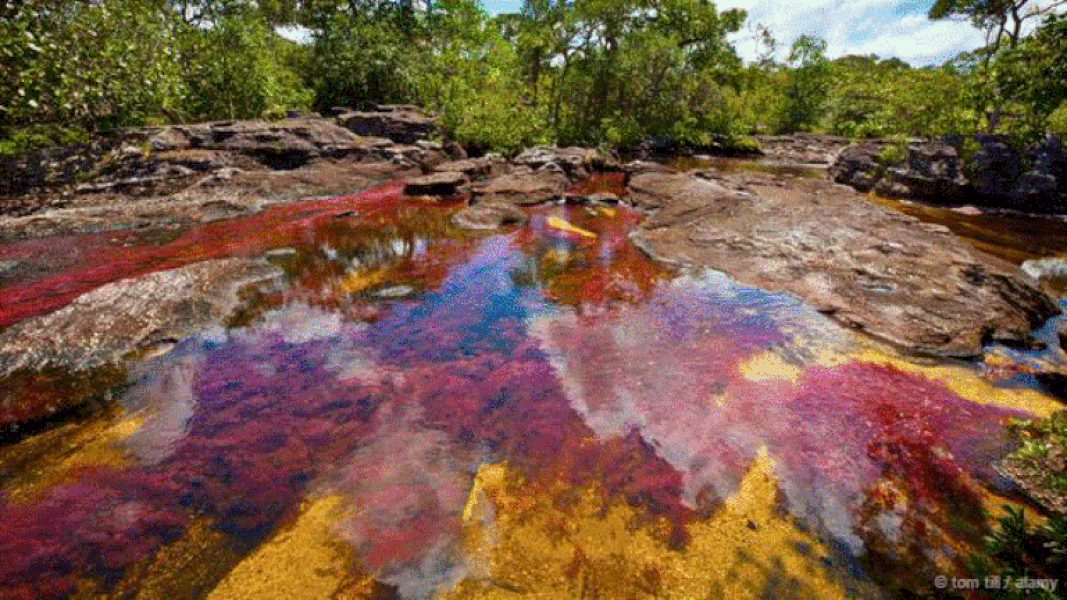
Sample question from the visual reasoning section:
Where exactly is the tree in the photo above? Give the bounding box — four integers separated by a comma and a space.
928, 0, 1066, 52
991, 13, 1067, 134
779, 34, 829, 133
931, 1, 1066, 135
512, 0, 747, 145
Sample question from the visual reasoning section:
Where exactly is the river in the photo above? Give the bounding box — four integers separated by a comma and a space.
0, 166, 1063, 599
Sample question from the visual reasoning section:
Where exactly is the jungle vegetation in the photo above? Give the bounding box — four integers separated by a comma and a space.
0, 0, 1065, 153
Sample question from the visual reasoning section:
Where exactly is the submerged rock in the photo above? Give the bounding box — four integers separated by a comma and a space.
0, 258, 282, 428
627, 170, 1060, 357
1022, 256, 1067, 279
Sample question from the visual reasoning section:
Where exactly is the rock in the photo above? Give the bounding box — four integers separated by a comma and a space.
1021, 257, 1067, 279
473, 167, 568, 205
178, 119, 383, 167
0, 259, 282, 428
968, 134, 1022, 201
404, 171, 469, 196
337, 104, 438, 144
451, 201, 527, 230
628, 170, 1060, 357
0, 138, 121, 196
564, 191, 620, 205
623, 160, 677, 176
829, 142, 888, 193
198, 199, 250, 221
1059, 322, 1067, 352
0, 258, 281, 376
755, 133, 850, 165
148, 127, 190, 152
895, 140, 967, 200
374, 285, 415, 298
432, 157, 496, 180
832, 135, 1067, 214
513, 146, 615, 180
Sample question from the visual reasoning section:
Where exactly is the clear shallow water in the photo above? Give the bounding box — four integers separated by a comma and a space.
0, 182, 1062, 599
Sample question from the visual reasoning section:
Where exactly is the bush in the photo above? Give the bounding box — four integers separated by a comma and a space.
0, 124, 90, 156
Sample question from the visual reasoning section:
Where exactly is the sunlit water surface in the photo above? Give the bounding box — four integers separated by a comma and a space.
0, 177, 1063, 600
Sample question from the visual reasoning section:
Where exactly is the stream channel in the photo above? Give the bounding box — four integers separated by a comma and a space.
1, 163, 1065, 599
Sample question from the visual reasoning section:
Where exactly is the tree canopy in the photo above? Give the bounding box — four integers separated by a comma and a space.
1, 0, 1066, 154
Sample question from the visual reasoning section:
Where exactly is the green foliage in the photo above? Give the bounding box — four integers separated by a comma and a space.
506, 0, 747, 146
2, 0, 1059, 156
779, 35, 829, 133
0, 124, 91, 156
928, 0, 1053, 52
0, 0, 314, 137
1049, 102, 1067, 134
823, 57, 979, 138
182, 17, 313, 120
968, 506, 1067, 599
309, 11, 424, 109
1006, 410, 1067, 497
0, 0, 187, 131
877, 139, 908, 163
416, 2, 547, 150
989, 14, 1067, 137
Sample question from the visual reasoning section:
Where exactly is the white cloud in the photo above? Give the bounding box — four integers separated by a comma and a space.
723, 0, 990, 66
724, 0, 1067, 66
485, 0, 1066, 67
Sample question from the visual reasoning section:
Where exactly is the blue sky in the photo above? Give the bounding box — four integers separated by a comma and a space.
479, 0, 987, 66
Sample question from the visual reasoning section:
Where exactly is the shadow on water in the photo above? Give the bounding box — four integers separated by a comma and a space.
0, 179, 1061, 599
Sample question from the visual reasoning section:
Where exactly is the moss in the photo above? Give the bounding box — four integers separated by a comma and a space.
1001, 410, 1067, 511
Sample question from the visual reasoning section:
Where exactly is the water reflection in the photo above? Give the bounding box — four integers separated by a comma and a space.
0, 189, 1058, 599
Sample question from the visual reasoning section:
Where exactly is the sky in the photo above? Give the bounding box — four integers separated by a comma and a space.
479, 0, 987, 66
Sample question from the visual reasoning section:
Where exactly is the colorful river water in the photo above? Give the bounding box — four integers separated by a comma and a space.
0, 174, 1063, 600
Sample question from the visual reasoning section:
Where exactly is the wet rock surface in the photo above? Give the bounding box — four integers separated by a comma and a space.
0, 259, 279, 374
627, 170, 1060, 357
831, 134, 1067, 214
0, 259, 281, 429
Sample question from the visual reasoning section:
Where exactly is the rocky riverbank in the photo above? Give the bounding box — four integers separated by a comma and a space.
0, 111, 1063, 434
830, 134, 1067, 215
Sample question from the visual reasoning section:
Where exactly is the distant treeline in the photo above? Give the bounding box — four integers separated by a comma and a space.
0, 0, 1064, 153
